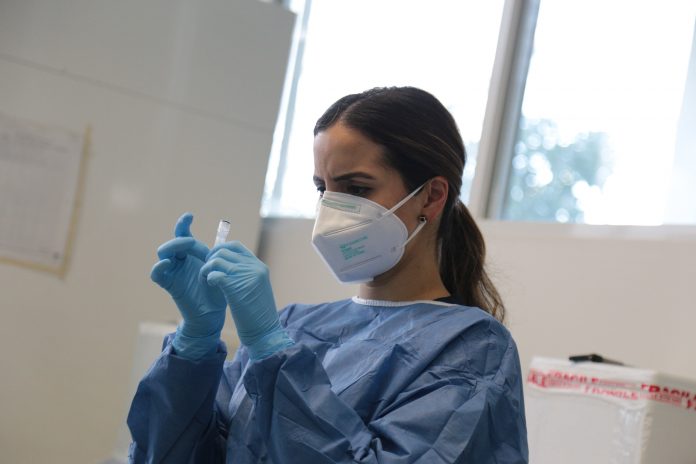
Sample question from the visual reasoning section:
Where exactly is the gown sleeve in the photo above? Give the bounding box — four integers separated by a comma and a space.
242, 321, 528, 464
126, 333, 231, 463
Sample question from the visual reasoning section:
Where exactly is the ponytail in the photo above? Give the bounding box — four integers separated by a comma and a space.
440, 200, 505, 322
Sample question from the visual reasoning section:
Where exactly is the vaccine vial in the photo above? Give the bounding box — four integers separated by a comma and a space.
214, 220, 231, 247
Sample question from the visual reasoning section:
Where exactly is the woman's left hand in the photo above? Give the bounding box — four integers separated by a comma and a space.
201, 241, 293, 359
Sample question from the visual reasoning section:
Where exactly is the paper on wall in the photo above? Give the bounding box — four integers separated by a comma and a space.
0, 112, 88, 275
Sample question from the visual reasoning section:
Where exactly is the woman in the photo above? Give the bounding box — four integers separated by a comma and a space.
128, 87, 528, 463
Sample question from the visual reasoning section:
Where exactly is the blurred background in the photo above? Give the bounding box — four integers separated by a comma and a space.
0, 0, 695, 462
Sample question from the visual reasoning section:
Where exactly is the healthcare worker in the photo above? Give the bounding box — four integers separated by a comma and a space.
127, 86, 528, 463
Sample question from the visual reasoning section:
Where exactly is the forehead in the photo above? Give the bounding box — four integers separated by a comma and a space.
313, 123, 388, 176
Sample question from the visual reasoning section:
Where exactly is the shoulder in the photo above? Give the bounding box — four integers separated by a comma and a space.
415, 303, 512, 343
428, 305, 520, 384
450, 304, 512, 340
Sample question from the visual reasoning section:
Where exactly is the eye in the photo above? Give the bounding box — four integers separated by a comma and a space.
316, 185, 326, 196
346, 185, 370, 196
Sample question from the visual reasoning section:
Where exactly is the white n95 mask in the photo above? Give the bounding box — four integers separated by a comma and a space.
311, 185, 427, 283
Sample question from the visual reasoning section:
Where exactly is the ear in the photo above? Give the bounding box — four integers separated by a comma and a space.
420, 176, 449, 221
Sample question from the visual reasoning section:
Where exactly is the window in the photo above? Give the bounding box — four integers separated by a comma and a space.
262, 0, 505, 217
265, 0, 696, 226
495, 0, 696, 225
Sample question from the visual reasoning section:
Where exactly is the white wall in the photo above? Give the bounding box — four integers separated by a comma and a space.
259, 218, 696, 382
0, 1, 293, 463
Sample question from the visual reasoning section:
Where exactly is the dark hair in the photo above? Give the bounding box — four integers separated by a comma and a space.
314, 86, 505, 322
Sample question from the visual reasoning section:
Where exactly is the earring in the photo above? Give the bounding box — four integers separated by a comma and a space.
418, 215, 427, 224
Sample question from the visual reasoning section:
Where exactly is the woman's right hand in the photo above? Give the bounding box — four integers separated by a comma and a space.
150, 212, 227, 360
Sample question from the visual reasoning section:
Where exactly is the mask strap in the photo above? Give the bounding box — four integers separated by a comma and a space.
384, 183, 427, 216
404, 215, 428, 246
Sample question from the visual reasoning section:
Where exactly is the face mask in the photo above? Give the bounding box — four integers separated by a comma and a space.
311, 185, 427, 283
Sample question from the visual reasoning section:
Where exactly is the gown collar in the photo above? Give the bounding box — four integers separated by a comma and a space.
351, 296, 459, 307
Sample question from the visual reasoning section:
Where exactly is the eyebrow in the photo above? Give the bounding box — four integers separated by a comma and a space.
313, 171, 376, 185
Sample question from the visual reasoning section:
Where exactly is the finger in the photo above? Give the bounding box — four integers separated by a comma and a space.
200, 255, 239, 282
206, 248, 239, 264
204, 248, 252, 272
150, 258, 174, 286
189, 240, 210, 263
172, 212, 209, 261
157, 236, 196, 260
205, 270, 229, 288
206, 240, 255, 261
174, 212, 194, 238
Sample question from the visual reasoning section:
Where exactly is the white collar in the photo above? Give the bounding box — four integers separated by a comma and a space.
351, 296, 457, 307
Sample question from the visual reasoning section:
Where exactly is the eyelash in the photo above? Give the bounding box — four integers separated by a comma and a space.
315, 185, 370, 197
347, 185, 370, 196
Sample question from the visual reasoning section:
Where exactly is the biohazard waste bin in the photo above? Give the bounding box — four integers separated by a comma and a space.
526, 357, 696, 464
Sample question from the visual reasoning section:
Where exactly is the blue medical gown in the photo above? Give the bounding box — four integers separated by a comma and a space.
127, 298, 528, 463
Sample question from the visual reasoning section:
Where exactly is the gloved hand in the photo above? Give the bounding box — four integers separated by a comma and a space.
201, 242, 294, 360
150, 213, 227, 360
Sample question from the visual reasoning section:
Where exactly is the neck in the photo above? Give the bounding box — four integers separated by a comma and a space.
358, 233, 449, 302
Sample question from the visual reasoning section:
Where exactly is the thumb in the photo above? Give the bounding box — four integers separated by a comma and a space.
206, 270, 228, 288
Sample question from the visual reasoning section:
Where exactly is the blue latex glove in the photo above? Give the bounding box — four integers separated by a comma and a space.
201, 242, 294, 360
150, 213, 227, 360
